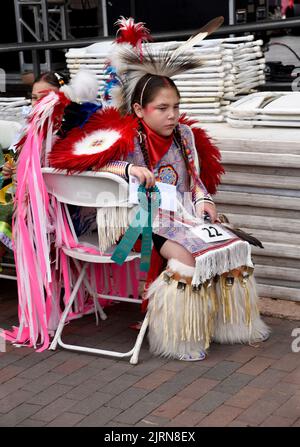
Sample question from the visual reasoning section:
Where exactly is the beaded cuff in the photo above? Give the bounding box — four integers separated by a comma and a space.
98, 161, 130, 180
192, 183, 213, 206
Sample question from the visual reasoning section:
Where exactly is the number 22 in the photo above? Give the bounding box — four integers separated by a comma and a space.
202, 226, 223, 238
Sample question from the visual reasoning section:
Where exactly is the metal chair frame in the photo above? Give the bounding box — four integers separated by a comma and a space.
42, 167, 149, 364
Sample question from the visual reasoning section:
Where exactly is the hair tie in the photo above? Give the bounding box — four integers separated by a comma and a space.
54, 72, 64, 86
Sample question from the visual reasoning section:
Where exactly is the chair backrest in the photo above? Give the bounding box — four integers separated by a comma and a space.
42, 167, 131, 208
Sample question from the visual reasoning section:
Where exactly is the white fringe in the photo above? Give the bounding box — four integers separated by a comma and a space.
96, 207, 129, 252
146, 259, 270, 357
193, 240, 253, 285
147, 265, 208, 359
213, 275, 271, 344
147, 279, 207, 358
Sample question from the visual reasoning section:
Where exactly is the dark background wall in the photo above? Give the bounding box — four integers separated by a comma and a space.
106, 0, 232, 34
0, 1, 288, 73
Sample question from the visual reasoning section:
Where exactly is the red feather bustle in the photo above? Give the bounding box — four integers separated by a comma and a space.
179, 115, 225, 195
48, 107, 138, 173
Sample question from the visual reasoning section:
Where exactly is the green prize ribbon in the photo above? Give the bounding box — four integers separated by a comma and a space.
111, 184, 161, 272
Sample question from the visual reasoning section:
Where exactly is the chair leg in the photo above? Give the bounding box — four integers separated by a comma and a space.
73, 259, 107, 322
93, 297, 108, 323
130, 312, 149, 365
49, 256, 146, 364
49, 263, 87, 351
83, 277, 107, 322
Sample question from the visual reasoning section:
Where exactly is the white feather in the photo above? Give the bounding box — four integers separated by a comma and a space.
109, 84, 125, 109
171, 32, 208, 59
109, 42, 135, 74
172, 16, 224, 59
61, 70, 99, 103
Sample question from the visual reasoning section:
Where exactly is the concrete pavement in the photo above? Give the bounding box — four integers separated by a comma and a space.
0, 279, 299, 427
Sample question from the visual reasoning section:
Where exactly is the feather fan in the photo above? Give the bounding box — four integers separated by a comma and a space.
48, 107, 138, 173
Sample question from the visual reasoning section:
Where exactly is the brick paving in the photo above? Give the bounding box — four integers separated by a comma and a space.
0, 279, 300, 427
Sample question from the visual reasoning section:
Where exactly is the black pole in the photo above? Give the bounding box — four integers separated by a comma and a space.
32, 49, 40, 79
1, 17, 300, 53
130, 0, 135, 18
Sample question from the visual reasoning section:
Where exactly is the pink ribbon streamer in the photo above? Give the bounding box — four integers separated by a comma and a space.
0, 94, 141, 351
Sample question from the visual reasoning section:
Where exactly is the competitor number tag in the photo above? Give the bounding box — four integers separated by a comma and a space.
191, 224, 232, 243
129, 176, 177, 211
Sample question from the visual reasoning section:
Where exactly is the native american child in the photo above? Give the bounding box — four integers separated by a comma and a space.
1, 17, 270, 359
49, 17, 270, 360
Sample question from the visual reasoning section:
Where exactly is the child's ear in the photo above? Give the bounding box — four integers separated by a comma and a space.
133, 103, 143, 119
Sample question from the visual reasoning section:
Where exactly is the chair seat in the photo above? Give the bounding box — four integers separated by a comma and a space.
62, 231, 140, 263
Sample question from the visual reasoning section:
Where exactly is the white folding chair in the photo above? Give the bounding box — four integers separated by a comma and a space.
42, 167, 149, 364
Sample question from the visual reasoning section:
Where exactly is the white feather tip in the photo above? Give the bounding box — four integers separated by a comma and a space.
67, 70, 99, 103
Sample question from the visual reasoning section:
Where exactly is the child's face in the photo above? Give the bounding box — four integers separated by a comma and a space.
31, 80, 59, 106
134, 87, 180, 137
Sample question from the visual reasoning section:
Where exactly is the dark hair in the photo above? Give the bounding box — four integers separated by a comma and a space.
131, 74, 180, 109
33, 71, 65, 88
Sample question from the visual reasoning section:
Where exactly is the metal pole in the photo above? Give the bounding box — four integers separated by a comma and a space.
229, 0, 235, 25
32, 49, 40, 78
40, 0, 51, 70
2, 17, 300, 53
101, 0, 108, 36
14, 0, 25, 73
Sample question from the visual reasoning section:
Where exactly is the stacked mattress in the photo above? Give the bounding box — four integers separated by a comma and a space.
174, 34, 265, 122
65, 41, 113, 100
0, 97, 30, 122
65, 34, 265, 122
226, 91, 300, 128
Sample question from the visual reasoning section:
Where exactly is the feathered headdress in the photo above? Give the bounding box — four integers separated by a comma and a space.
103, 16, 152, 105
105, 16, 224, 111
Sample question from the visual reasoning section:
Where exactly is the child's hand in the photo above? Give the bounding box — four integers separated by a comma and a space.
2, 161, 16, 179
130, 165, 156, 189
196, 201, 219, 223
